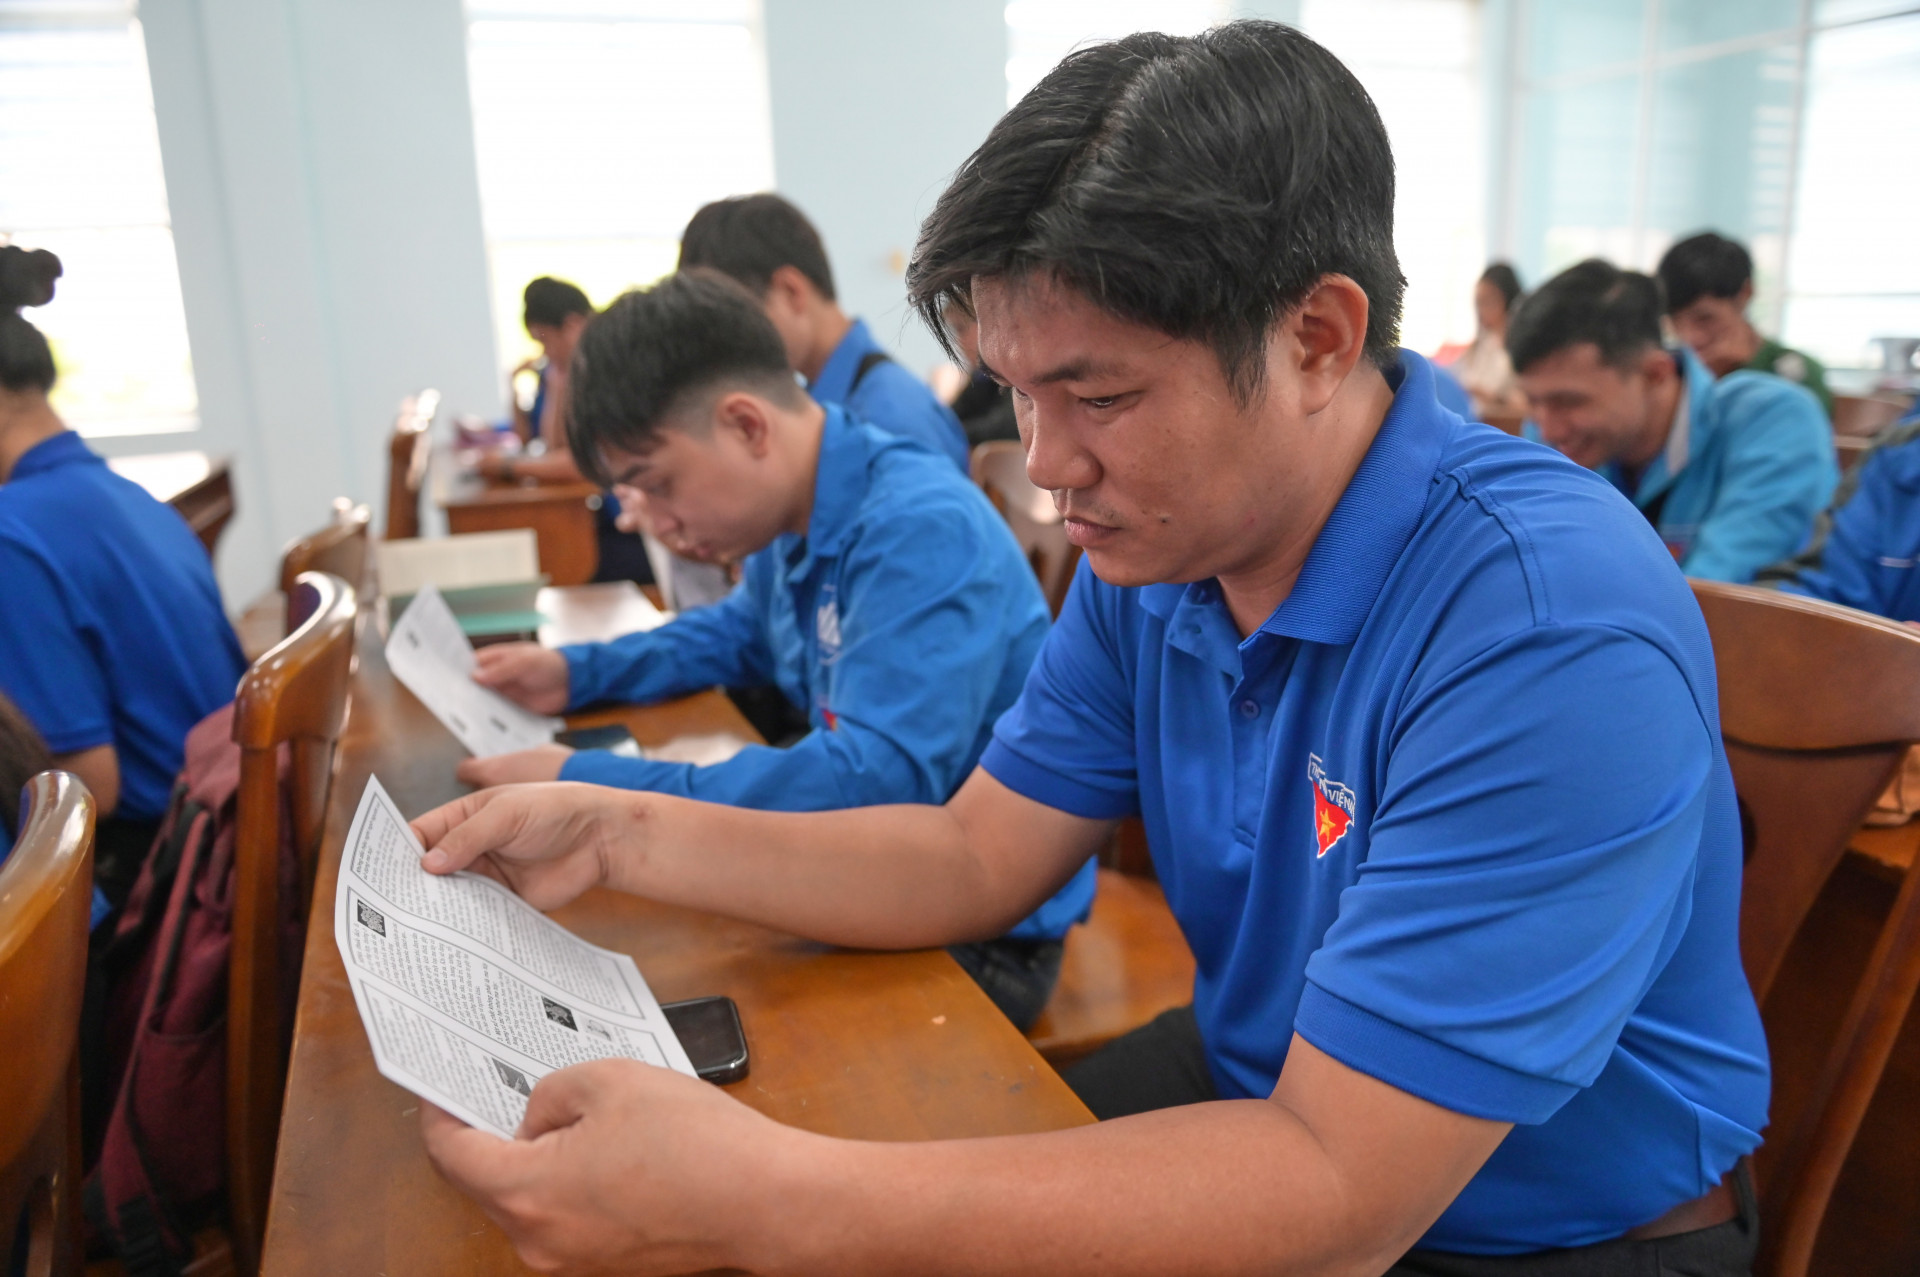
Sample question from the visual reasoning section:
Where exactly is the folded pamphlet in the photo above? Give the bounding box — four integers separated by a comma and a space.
335, 775, 696, 1138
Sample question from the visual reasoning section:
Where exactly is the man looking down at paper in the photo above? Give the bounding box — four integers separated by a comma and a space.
457, 268, 1095, 1029
412, 22, 1769, 1276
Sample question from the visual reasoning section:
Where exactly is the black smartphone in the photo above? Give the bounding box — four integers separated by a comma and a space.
554, 723, 637, 752
662, 995, 750, 1084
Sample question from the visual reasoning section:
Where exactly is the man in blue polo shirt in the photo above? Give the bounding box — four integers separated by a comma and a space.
0, 245, 246, 905
454, 269, 1094, 1028
409, 24, 1767, 1276
1758, 407, 1920, 618
1510, 258, 1834, 583
677, 193, 970, 471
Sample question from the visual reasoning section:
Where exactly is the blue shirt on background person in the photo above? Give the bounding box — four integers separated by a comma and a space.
1537, 346, 1834, 583
0, 430, 246, 823
808, 318, 970, 472
1760, 406, 1920, 618
559, 404, 1096, 942
984, 352, 1769, 1253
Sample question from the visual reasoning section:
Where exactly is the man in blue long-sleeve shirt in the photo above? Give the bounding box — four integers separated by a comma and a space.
1759, 408, 1920, 618
456, 268, 1095, 1027
678, 193, 970, 471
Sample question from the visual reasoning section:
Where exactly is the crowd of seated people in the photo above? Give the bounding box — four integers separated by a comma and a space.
10, 16, 1920, 1276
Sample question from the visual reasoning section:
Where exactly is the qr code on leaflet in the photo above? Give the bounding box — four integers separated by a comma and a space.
355, 901, 387, 937
541, 997, 577, 1031
490, 1057, 532, 1097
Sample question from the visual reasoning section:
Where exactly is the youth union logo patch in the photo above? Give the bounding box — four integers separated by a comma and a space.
815, 597, 842, 662
1307, 753, 1356, 858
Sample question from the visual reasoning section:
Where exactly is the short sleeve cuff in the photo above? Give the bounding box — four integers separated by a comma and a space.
980, 738, 1137, 821
1294, 982, 1578, 1125
34, 719, 113, 755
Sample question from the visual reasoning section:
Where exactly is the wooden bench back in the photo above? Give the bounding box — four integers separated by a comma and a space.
0, 771, 96, 1277
226, 570, 357, 1273
1692, 580, 1920, 1277
971, 440, 1081, 617
384, 388, 439, 540
279, 503, 370, 632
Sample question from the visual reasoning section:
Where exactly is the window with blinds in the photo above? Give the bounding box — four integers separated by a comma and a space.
0, 0, 197, 438
465, 0, 776, 382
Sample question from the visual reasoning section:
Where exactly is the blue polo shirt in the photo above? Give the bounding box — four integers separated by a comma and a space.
1761, 412, 1920, 620
558, 405, 1096, 941
1583, 348, 1833, 583
985, 352, 1770, 1252
0, 432, 246, 821
810, 318, 969, 472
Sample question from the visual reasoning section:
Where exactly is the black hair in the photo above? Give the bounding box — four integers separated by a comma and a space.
906, 20, 1404, 403
1479, 262, 1523, 312
522, 276, 593, 331
0, 691, 52, 841
678, 194, 837, 302
1656, 232, 1753, 314
0, 246, 62, 393
567, 269, 804, 485
1505, 258, 1665, 374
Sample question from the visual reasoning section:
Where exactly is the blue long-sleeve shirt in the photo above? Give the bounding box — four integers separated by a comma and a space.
811, 318, 969, 472
558, 406, 1096, 940
1761, 410, 1920, 619
1599, 348, 1835, 583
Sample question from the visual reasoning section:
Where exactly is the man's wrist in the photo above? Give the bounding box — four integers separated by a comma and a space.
730, 1124, 859, 1275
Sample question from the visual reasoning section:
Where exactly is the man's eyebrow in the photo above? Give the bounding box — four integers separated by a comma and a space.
976, 357, 1124, 388
611, 459, 651, 486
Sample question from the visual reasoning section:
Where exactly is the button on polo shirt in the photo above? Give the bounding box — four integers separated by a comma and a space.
0, 431, 246, 820
983, 352, 1770, 1253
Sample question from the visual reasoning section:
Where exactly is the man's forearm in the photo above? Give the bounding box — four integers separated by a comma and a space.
743, 1096, 1449, 1277
604, 790, 1067, 950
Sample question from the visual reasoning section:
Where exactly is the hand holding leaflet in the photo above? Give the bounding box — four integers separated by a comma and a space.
385, 583, 560, 758
335, 775, 696, 1139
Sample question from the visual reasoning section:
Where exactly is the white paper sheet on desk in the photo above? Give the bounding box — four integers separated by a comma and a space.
335, 775, 697, 1140
385, 583, 560, 758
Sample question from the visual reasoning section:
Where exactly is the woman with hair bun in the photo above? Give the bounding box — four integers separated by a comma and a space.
0, 245, 245, 910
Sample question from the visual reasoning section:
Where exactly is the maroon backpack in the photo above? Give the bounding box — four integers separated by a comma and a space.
83, 703, 305, 1275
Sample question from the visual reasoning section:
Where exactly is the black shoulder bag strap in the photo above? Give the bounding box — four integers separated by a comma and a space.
849, 349, 893, 393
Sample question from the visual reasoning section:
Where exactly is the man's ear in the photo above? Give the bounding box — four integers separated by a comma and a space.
1639, 344, 1676, 385
712, 392, 775, 458
766, 265, 818, 316
1734, 280, 1754, 312
1278, 273, 1372, 417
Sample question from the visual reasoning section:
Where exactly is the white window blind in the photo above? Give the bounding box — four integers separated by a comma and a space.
465, 0, 776, 380
0, 0, 198, 438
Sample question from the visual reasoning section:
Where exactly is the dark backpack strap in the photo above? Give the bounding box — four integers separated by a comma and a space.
849, 349, 892, 394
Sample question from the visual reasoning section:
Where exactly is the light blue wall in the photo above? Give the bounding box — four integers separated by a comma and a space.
140, 0, 499, 607
762, 0, 1008, 376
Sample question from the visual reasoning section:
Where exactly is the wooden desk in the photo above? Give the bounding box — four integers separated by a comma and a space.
262, 588, 1092, 1275
437, 451, 600, 586
109, 450, 235, 555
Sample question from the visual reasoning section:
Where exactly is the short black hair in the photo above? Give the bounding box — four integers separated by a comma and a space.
906, 20, 1405, 402
0, 246, 62, 393
567, 269, 804, 485
1657, 232, 1753, 314
1506, 259, 1664, 374
1479, 262, 1523, 312
679, 194, 836, 301
0, 691, 51, 841
522, 276, 593, 330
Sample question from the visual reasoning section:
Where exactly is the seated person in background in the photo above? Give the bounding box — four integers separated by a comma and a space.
500, 276, 591, 460
679, 193, 970, 471
938, 302, 1020, 448
484, 275, 653, 585
1452, 262, 1529, 423
0, 690, 109, 928
1511, 258, 1835, 583
1758, 407, 1920, 619
456, 268, 1095, 1028
411, 23, 1767, 1274
1658, 231, 1834, 419
0, 246, 246, 905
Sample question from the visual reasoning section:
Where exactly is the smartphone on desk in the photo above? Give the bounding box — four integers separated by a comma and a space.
663, 996, 750, 1084
554, 724, 641, 756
